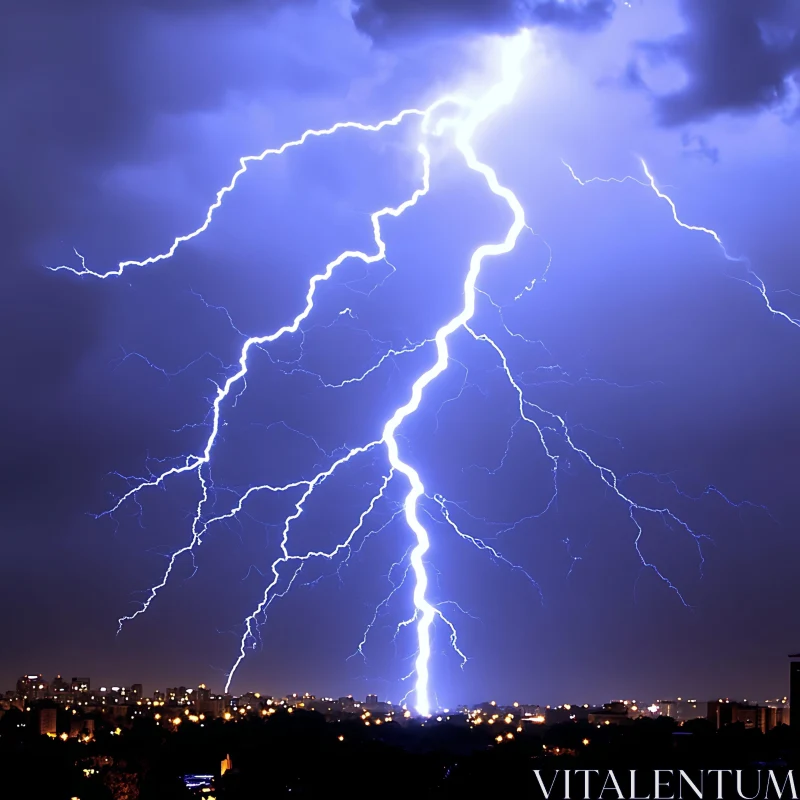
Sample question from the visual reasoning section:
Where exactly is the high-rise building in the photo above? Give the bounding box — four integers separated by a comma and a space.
707, 699, 725, 728
764, 705, 790, 729
789, 654, 800, 727
366, 694, 378, 706
656, 700, 677, 718
196, 695, 225, 717
707, 699, 785, 734
167, 686, 189, 705
38, 708, 57, 736
16, 675, 48, 700
71, 677, 90, 693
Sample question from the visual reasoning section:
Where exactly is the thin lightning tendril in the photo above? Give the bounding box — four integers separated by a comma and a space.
564, 159, 800, 329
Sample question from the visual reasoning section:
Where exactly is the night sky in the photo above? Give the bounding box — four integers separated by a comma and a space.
3, 0, 800, 709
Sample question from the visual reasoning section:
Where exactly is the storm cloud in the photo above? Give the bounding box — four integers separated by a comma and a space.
0, 0, 322, 248
641, 0, 800, 124
352, 0, 800, 125
351, 0, 616, 41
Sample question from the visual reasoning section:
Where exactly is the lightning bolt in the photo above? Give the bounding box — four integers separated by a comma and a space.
51, 29, 771, 717
50, 106, 455, 279
563, 158, 800, 329
373, 34, 531, 715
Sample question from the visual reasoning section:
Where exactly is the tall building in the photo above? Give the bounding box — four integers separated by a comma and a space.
790, 654, 800, 728
707, 700, 784, 734
16, 675, 48, 700
166, 686, 190, 705
707, 700, 732, 729
38, 708, 57, 736
656, 700, 677, 718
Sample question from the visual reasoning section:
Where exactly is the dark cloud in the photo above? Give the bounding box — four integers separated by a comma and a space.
0, 0, 318, 247
0, 0, 326, 589
351, 0, 615, 42
680, 132, 720, 164
640, 0, 800, 124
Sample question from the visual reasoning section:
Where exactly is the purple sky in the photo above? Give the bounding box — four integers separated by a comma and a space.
2, 0, 800, 708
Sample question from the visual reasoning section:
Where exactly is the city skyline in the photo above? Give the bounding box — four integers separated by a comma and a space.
3, 674, 794, 797
1, 668, 793, 718
2, 0, 799, 708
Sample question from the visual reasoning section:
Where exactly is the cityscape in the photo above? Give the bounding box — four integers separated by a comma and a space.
1, 663, 798, 796
3, 671, 794, 734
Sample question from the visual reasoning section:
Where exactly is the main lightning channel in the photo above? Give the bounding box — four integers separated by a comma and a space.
378, 31, 529, 716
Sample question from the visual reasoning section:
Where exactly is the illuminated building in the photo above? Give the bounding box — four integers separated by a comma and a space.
765, 706, 790, 729
588, 703, 633, 726
38, 707, 57, 736
239, 692, 265, 707
166, 686, 190, 705
196, 694, 226, 717
707, 699, 786, 733
656, 699, 677, 718
789, 653, 800, 728
16, 675, 48, 700
675, 700, 705, 721
363, 694, 393, 714
707, 700, 735, 728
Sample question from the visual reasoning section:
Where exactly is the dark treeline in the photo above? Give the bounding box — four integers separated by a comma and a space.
0, 706, 797, 798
